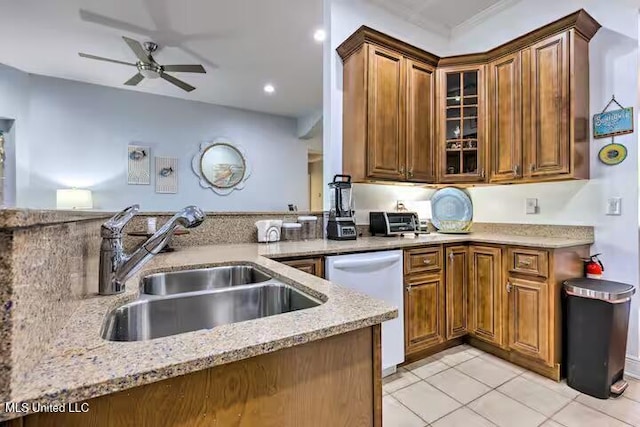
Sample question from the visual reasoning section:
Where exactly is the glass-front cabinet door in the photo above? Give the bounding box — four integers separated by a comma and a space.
438, 66, 486, 183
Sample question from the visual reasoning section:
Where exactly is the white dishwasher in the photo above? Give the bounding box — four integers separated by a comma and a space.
325, 250, 404, 375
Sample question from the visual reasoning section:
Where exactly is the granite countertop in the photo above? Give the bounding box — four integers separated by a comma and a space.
1, 233, 593, 420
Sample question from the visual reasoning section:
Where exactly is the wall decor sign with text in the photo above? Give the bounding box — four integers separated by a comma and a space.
155, 156, 178, 194
127, 145, 150, 185
593, 97, 634, 139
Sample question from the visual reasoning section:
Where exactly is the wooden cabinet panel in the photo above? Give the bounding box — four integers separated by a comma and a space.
367, 45, 406, 180
445, 246, 468, 339
489, 52, 522, 182
507, 248, 549, 278
405, 246, 443, 275
525, 32, 570, 178
281, 257, 324, 278
437, 65, 486, 183
405, 274, 445, 354
508, 277, 550, 363
406, 59, 436, 183
468, 246, 504, 346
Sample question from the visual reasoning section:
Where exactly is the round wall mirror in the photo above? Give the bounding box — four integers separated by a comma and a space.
192, 139, 251, 195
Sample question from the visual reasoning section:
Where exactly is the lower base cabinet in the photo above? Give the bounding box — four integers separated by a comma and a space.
445, 246, 468, 339
468, 245, 505, 347
279, 257, 324, 278
404, 273, 445, 355
507, 276, 550, 364
403, 244, 588, 380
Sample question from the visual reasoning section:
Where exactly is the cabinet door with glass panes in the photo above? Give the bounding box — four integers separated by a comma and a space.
438, 66, 486, 183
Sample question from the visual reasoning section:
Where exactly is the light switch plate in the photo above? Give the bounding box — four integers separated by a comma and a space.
606, 197, 622, 215
526, 198, 538, 214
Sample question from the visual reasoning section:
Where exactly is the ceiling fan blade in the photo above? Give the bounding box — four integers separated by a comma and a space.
124, 73, 144, 86
79, 9, 153, 35
179, 45, 219, 69
162, 64, 206, 73
122, 36, 149, 62
78, 52, 135, 66
161, 73, 195, 92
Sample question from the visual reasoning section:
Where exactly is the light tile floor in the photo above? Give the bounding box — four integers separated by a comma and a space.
383, 344, 640, 427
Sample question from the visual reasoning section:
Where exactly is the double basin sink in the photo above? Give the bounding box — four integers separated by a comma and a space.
101, 265, 322, 342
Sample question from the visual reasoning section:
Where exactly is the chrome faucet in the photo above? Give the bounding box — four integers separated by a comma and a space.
98, 204, 206, 295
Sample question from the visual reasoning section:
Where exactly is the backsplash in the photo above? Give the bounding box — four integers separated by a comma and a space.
122, 212, 325, 251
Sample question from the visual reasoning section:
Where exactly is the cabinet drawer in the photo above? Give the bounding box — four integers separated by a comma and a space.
507, 248, 548, 278
405, 247, 442, 275
280, 257, 324, 278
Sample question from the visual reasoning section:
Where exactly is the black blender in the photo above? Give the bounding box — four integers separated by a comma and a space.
327, 175, 357, 240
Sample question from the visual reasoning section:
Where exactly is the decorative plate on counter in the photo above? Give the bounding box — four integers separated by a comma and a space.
430, 187, 473, 232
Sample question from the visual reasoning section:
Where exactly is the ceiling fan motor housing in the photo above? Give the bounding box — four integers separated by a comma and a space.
143, 41, 158, 53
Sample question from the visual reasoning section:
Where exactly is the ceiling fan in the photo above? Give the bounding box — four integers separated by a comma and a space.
78, 36, 206, 92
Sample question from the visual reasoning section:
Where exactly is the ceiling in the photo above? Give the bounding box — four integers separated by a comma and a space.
0, 0, 323, 118
365, 0, 519, 37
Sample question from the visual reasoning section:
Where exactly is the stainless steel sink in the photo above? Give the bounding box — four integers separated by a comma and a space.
102, 283, 321, 341
142, 265, 272, 296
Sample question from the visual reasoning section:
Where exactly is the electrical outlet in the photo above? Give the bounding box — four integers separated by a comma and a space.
526, 198, 538, 214
606, 197, 622, 215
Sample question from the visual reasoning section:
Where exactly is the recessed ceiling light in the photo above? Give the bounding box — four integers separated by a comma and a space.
263, 83, 275, 94
313, 29, 326, 43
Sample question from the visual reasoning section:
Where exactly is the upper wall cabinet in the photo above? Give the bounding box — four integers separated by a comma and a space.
337, 10, 600, 186
437, 65, 486, 183
338, 27, 438, 184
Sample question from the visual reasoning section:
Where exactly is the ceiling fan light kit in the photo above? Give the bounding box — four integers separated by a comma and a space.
78, 36, 206, 92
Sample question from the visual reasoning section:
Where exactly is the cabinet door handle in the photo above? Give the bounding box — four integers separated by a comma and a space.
506, 282, 513, 293
518, 259, 533, 267
480, 168, 485, 179
408, 168, 414, 178
512, 165, 519, 176
399, 165, 405, 174
406, 285, 412, 292
423, 258, 432, 265
530, 164, 536, 173
449, 252, 454, 263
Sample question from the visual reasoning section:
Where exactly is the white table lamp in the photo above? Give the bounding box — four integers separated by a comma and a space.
56, 188, 93, 210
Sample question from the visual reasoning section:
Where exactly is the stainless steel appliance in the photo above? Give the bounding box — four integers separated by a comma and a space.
327, 175, 357, 240
370, 212, 420, 236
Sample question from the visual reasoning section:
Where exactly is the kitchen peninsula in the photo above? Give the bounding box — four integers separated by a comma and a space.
0, 209, 593, 426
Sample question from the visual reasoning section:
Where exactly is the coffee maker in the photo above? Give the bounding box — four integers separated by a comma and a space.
327, 175, 357, 240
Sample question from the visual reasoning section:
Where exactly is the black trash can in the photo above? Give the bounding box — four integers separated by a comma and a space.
564, 278, 636, 399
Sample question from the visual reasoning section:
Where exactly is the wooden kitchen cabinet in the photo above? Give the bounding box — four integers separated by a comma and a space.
523, 32, 572, 179
366, 45, 406, 180
404, 273, 445, 355
280, 257, 324, 278
445, 246, 468, 339
339, 11, 600, 186
338, 27, 439, 184
507, 276, 550, 363
406, 59, 436, 182
437, 65, 486, 183
468, 245, 505, 347
488, 52, 522, 182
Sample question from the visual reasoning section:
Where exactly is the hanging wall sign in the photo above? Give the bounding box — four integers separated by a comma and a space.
593, 96, 634, 139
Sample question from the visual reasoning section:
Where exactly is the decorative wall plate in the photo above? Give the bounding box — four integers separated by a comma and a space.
598, 143, 627, 165
431, 187, 473, 232
192, 139, 251, 195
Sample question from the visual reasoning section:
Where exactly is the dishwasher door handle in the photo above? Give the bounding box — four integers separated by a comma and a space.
332, 254, 402, 271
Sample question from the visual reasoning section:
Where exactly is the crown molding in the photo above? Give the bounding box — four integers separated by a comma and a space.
451, 0, 522, 38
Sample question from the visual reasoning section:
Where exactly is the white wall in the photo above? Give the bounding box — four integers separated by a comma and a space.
6, 71, 309, 211
0, 64, 30, 206
326, 0, 640, 368
324, 0, 449, 212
